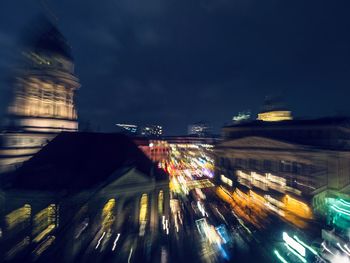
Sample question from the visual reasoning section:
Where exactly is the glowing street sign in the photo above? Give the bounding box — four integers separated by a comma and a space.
282, 232, 306, 257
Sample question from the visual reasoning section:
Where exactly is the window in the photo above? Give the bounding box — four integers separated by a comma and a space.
158, 191, 164, 215
249, 159, 257, 169
263, 160, 272, 171
292, 162, 302, 174
139, 194, 148, 223
221, 174, 233, 187
280, 160, 292, 173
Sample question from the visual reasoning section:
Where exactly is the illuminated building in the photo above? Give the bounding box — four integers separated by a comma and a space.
232, 111, 251, 123
220, 174, 233, 187
134, 138, 170, 163
116, 123, 138, 135
216, 117, 350, 220
165, 136, 216, 169
0, 18, 80, 174
0, 132, 169, 261
257, 110, 292, 122
256, 95, 293, 122
188, 122, 211, 137
140, 125, 163, 137
318, 197, 350, 235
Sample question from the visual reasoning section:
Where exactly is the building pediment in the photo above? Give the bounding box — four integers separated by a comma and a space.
107, 168, 154, 188
216, 136, 306, 150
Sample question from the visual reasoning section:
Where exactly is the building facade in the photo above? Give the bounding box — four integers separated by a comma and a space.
0, 168, 169, 261
215, 118, 350, 220
0, 132, 170, 261
0, 20, 80, 174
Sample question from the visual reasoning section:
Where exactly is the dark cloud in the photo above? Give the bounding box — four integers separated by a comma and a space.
0, 0, 350, 134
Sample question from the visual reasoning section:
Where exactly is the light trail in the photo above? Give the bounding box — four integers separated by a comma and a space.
344, 244, 350, 254
339, 199, 350, 207
112, 233, 120, 251
128, 247, 133, 263
284, 243, 307, 263
321, 242, 334, 255
95, 232, 106, 250
274, 250, 289, 263
337, 243, 350, 256
293, 235, 318, 256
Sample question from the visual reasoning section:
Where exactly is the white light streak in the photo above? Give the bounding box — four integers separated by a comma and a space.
337, 243, 350, 256
95, 232, 106, 250
322, 242, 334, 255
128, 247, 133, 263
112, 233, 120, 251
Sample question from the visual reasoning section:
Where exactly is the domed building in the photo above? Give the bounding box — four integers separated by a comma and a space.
0, 18, 80, 174
257, 95, 293, 122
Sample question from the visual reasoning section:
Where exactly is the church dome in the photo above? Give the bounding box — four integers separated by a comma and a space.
22, 16, 73, 60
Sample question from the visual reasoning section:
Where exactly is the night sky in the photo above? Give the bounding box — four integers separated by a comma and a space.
0, 0, 350, 135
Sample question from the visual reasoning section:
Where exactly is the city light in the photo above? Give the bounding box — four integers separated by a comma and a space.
293, 235, 318, 256
102, 199, 116, 230
274, 250, 289, 263
95, 232, 106, 250
257, 110, 293, 122
282, 232, 306, 257
331, 205, 350, 217
139, 194, 148, 236
220, 174, 233, 187
33, 236, 56, 259
112, 234, 121, 251
339, 199, 350, 207
322, 242, 335, 255
284, 243, 307, 263
128, 247, 133, 263
5, 204, 31, 230
5, 236, 30, 261
0, 6, 348, 263
337, 243, 350, 256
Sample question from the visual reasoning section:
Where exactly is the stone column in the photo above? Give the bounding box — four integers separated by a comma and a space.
134, 195, 140, 231
115, 197, 125, 231
149, 191, 158, 234
163, 188, 170, 218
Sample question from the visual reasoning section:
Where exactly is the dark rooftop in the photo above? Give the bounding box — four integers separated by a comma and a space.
10, 132, 167, 191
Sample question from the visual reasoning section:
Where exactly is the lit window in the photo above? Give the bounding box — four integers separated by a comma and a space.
221, 174, 233, 187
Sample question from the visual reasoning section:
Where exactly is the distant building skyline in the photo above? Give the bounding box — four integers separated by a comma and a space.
232, 111, 251, 123
140, 124, 163, 137
187, 122, 211, 137
1, 1, 350, 135
116, 123, 138, 134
